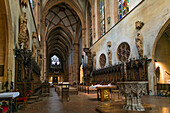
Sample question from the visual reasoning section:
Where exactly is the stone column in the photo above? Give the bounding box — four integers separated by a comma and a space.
72, 43, 79, 84
148, 61, 155, 95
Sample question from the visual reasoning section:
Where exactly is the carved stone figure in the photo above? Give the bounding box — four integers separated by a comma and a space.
135, 21, 144, 30
32, 42, 36, 59
20, 0, 28, 7
135, 33, 143, 57
117, 42, 130, 62
107, 49, 112, 66
93, 57, 96, 70
155, 66, 160, 83
18, 12, 27, 45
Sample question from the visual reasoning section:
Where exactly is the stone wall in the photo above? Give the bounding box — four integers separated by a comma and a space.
90, 0, 170, 94
0, 0, 40, 88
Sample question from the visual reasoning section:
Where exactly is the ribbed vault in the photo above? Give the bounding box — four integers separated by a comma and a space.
45, 3, 81, 77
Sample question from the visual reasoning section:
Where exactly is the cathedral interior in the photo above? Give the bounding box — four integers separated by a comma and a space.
0, 0, 170, 113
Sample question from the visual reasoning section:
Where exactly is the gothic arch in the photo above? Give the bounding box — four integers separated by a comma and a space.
152, 18, 170, 60
0, 0, 13, 83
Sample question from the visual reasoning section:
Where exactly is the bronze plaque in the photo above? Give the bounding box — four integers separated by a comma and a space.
0, 65, 4, 76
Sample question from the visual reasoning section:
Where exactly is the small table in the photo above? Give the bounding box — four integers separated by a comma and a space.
117, 81, 148, 111
91, 85, 116, 101
0, 92, 20, 113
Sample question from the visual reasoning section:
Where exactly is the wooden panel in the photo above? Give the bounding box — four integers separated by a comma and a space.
0, 65, 4, 76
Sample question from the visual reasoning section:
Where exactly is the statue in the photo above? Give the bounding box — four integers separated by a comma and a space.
135, 21, 144, 30
135, 33, 143, 57
93, 57, 96, 70
32, 42, 36, 59
20, 0, 28, 7
155, 66, 160, 83
18, 12, 27, 46
107, 49, 112, 66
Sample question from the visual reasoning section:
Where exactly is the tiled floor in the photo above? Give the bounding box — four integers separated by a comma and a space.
17, 88, 170, 113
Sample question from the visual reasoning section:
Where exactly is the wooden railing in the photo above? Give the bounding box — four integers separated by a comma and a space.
15, 82, 42, 96
92, 57, 151, 84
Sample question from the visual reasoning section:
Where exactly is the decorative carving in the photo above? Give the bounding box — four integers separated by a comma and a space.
83, 48, 93, 84
135, 33, 143, 57
107, 41, 111, 47
32, 41, 36, 59
107, 17, 111, 24
20, 0, 28, 7
32, 32, 37, 39
107, 50, 112, 66
99, 54, 106, 68
135, 21, 144, 30
93, 52, 96, 70
18, 12, 28, 47
117, 82, 148, 111
117, 42, 130, 62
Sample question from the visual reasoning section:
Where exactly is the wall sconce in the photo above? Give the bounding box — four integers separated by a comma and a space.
107, 17, 111, 24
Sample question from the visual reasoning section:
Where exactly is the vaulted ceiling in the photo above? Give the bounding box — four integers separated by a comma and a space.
45, 3, 81, 65
45, 3, 80, 35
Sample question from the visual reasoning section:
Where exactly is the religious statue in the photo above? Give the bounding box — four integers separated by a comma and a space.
107, 49, 112, 66
135, 33, 143, 57
20, 0, 28, 7
135, 21, 144, 30
18, 12, 27, 45
32, 42, 36, 59
93, 57, 96, 70
155, 66, 160, 83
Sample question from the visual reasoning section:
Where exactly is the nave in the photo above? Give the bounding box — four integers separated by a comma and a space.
17, 88, 170, 113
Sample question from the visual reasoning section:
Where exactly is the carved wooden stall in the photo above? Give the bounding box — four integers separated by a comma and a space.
14, 49, 42, 96
92, 57, 151, 84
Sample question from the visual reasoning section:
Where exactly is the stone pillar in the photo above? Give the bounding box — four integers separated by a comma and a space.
148, 61, 155, 95
82, 28, 86, 52
72, 43, 79, 84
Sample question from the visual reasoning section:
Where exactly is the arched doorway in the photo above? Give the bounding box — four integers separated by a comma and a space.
153, 19, 170, 96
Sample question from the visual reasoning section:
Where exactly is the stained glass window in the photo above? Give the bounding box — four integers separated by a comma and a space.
118, 0, 129, 20
100, 0, 105, 37
30, 0, 35, 9
51, 55, 60, 66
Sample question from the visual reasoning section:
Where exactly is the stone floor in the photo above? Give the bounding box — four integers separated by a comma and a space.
17, 88, 170, 113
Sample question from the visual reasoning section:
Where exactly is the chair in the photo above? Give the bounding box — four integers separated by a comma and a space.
15, 89, 29, 109
0, 100, 9, 113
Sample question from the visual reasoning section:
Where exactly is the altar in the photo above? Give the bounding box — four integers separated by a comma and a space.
91, 85, 116, 101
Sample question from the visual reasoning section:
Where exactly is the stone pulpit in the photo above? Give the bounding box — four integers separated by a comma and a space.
117, 81, 148, 111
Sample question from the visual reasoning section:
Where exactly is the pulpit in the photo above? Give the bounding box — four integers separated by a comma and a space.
117, 81, 148, 111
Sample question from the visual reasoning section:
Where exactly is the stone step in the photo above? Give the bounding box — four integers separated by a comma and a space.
27, 100, 36, 104
42, 93, 50, 97
28, 96, 39, 101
